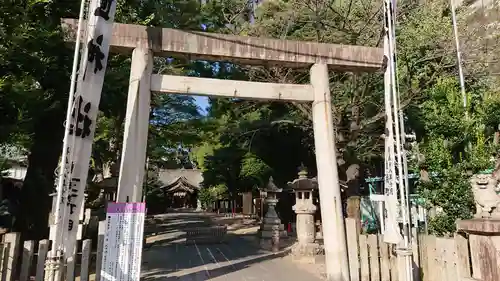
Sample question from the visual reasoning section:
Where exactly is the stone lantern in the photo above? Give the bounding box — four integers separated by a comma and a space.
260, 176, 287, 251
288, 166, 322, 263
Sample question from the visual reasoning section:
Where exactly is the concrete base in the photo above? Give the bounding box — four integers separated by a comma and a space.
259, 235, 290, 251
457, 218, 500, 234
261, 229, 288, 238
260, 221, 287, 238
457, 219, 500, 281
291, 242, 324, 264
259, 238, 276, 251
261, 223, 286, 230
260, 226, 287, 251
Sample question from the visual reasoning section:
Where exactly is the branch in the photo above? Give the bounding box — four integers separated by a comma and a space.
292, 102, 313, 121
359, 96, 414, 130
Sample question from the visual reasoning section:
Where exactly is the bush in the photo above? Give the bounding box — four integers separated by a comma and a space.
414, 78, 497, 235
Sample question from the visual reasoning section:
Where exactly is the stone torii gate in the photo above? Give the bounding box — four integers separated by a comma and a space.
62, 18, 383, 281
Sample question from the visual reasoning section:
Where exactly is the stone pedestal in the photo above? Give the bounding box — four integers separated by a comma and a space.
260, 197, 287, 251
291, 206, 323, 263
457, 219, 500, 281
291, 202, 323, 262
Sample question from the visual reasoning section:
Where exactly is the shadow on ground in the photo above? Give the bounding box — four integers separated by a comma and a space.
141, 211, 299, 281
142, 248, 291, 281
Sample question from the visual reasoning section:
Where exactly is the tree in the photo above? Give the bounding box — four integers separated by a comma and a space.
412, 77, 499, 235
240, 152, 272, 188
0, 0, 210, 239
194, 0, 465, 196
195, 0, 500, 236
4, 0, 499, 239
0, 0, 80, 239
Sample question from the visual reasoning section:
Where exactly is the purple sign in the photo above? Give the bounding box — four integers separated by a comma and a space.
101, 202, 145, 281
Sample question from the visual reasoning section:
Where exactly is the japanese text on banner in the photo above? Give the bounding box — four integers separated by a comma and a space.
51, 0, 117, 259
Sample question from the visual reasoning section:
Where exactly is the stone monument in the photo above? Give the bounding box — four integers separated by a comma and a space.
288, 166, 323, 263
260, 176, 287, 252
456, 172, 500, 281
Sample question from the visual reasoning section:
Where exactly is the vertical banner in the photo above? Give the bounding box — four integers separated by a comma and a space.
101, 203, 146, 281
382, 0, 402, 245
51, 0, 117, 259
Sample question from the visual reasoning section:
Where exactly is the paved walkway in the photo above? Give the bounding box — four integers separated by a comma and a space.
141, 212, 324, 281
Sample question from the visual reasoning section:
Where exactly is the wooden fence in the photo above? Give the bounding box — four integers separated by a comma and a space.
0, 221, 107, 281
0, 219, 474, 281
0, 236, 98, 281
345, 218, 471, 281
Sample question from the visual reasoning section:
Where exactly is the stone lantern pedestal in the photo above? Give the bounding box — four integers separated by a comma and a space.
260, 177, 287, 252
289, 166, 323, 263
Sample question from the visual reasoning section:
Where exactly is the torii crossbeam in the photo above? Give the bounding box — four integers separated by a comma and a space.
62, 18, 382, 71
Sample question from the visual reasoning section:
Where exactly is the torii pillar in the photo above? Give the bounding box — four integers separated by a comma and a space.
62, 18, 384, 281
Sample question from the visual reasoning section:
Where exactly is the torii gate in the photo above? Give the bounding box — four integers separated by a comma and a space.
62, 18, 383, 281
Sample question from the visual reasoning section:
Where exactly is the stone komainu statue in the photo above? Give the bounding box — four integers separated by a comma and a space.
470, 173, 500, 219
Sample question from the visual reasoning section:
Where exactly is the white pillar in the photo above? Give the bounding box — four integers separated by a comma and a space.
116, 48, 153, 202
310, 63, 350, 281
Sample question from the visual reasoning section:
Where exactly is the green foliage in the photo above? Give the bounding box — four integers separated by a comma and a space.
201, 145, 244, 194
418, 158, 475, 235
142, 170, 166, 214
198, 184, 229, 210
414, 78, 497, 235
0, 0, 212, 238
197, 187, 214, 209
3, 0, 500, 239
190, 141, 220, 171
240, 152, 272, 187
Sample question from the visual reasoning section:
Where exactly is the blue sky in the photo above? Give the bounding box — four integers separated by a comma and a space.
194, 95, 209, 116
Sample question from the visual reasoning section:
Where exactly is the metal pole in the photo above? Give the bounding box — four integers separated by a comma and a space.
450, 0, 467, 110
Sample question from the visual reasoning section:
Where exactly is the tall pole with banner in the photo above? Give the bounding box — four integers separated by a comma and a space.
48, 0, 117, 279
382, 31, 402, 245
382, 0, 413, 280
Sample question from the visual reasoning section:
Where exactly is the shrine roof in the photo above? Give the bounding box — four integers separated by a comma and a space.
61, 19, 384, 72
163, 180, 196, 194
94, 177, 118, 190
158, 169, 202, 193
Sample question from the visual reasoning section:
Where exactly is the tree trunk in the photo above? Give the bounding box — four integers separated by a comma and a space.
15, 109, 64, 240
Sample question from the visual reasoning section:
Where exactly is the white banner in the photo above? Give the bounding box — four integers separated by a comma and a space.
383, 174, 402, 244
382, 0, 402, 245
101, 203, 145, 281
51, 0, 117, 259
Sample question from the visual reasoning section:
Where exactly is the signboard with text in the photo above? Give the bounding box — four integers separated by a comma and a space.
100, 203, 145, 281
